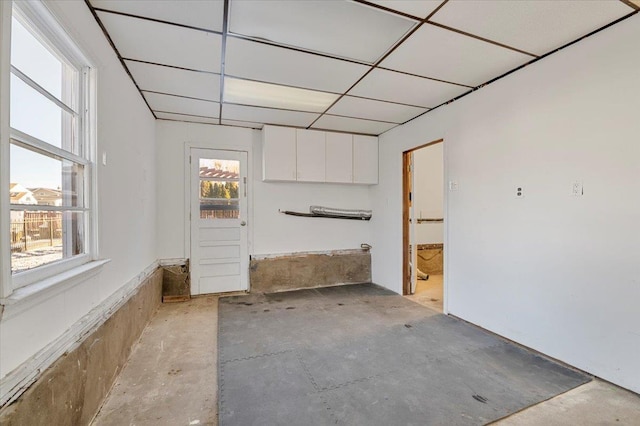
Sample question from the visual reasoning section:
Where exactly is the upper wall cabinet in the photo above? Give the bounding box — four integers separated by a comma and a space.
353, 135, 378, 185
262, 125, 378, 185
296, 129, 326, 182
326, 132, 353, 183
262, 125, 297, 181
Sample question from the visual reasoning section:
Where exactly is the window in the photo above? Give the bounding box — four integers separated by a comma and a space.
199, 159, 240, 219
5, 2, 95, 290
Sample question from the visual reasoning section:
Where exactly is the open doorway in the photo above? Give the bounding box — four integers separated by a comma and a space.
403, 140, 444, 313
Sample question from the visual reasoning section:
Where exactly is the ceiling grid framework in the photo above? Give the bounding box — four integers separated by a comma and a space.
86, 0, 638, 135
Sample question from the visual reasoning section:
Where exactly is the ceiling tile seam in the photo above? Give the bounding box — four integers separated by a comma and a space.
84, 0, 156, 119
423, 0, 451, 22
222, 101, 401, 124
396, 10, 639, 132
308, 0, 452, 129
307, 19, 427, 129
224, 75, 342, 96
352, 0, 423, 22
141, 90, 220, 104
157, 118, 247, 128
122, 60, 436, 109
342, 94, 432, 110
92, 7, 223, 36
123, 58, 222, 76
309, 125, 386, 137
322, 113, 402, 125
218, 0, 230, 125
425, 21, 538, 58
154, 110, 219, 120
619, 0, 640, 11
375, 66, 474, 88
221, 75, 432, 109
222, 101, 322, 115
153, 108, 219, 119
226, 32, 373, 67
156, 116, 382, 137
222, 101, 409, 125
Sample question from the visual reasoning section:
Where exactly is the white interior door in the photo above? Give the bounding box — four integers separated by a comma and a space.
190, 148, 248, 295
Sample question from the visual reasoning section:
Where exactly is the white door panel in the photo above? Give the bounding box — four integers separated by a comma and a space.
190, 148, 248, 295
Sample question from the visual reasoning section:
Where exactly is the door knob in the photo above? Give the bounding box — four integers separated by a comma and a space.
240, 221, 247, 226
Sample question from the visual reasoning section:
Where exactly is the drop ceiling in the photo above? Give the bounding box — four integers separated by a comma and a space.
87, 0, 637, 135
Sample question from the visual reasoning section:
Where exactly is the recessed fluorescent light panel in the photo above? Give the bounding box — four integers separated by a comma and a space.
223, 77, 339, 113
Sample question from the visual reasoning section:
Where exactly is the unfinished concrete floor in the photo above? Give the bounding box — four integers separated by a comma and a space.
92, 287, 640, 426
92, 296, 219, 426
407, 274, 444, 312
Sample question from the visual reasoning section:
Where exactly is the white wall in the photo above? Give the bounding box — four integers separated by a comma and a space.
155, 121, 372, 260
413, 143, 443, 244
1, 1, 156, 379
372, 14, 640, 393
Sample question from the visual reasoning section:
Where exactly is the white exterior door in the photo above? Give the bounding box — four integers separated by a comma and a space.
190, 148, 248, 295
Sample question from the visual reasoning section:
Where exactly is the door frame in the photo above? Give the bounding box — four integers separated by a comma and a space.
402, 139, 444, 298
183, 142, 253, 292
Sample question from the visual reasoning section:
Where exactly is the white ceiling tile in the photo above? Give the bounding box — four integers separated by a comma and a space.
155, 112, 220, 125
350, 68, 469, 108
431, 0, 633, 56
225, 37, 369, 93
97, 11, 221, 72
380, 24, 532, 86
125, 60, 220, 101
90, 0, 224, 32
312, 115, 396, 135
221, 119, 263, 129
327, 96, 426, 123
222, 104, 319, 128
228, 0, 416, 63
144, 92, 220, 117
368, 0, 444, 19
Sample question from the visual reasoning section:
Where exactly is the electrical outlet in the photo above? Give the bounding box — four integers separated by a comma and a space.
572, 181, 583, 196
516, 186, 524, 198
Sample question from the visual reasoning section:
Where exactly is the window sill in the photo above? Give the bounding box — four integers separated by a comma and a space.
0, 259, 110, 316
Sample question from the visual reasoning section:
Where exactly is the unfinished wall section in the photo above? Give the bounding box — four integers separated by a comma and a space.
0, 0, 157, 409
0, 268, 162, 425
250, 249, 371, 293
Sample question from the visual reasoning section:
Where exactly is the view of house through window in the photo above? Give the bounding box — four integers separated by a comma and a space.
199, 159, 240, 219
9, 11, 89, 277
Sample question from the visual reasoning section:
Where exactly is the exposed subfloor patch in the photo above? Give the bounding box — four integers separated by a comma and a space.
218, 284, 591, 426
92, 296, 219, 426
491, 378, 640, 425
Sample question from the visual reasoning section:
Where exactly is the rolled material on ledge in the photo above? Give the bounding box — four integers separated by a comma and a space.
309, 205, 372, 219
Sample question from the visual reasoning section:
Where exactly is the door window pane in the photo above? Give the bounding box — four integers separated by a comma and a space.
199, 159, 240, 219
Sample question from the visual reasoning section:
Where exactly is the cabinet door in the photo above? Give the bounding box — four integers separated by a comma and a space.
353, 135, 378, 184
296, 129, 326, 182
325, 132, 353, 183
262, 126, 297, 181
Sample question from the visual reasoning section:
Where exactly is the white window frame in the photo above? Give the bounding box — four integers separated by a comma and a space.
0, 0, 98, 298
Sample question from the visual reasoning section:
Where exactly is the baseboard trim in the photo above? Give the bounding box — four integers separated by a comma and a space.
0, 260, 159, 407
